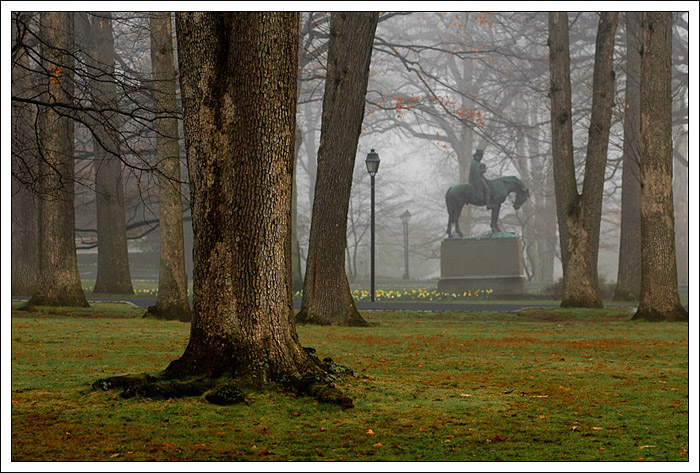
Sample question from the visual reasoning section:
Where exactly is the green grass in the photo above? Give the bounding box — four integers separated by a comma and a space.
10, 303, 689, 461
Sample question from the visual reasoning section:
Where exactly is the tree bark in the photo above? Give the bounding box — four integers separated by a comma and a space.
548, 12, 618, 308
29, 12, 89, 307
87, 13, 133, 295
633, 12, 687, 322
673, 137, 688, 286
614, 12, 643, 301
291, 124, 304, 293
165, 12, 322, 381
11, 35, 40, 296
296, 12, 378, 327
147, 11, 191, 321
530, 110, 557, 284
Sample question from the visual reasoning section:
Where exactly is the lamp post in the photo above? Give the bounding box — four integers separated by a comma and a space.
400, 209, 411, 280
365, 149, 380, 302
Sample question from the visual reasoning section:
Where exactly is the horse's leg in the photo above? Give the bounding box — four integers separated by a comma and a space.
454, 204, 464, 237
490, 204, 501, 233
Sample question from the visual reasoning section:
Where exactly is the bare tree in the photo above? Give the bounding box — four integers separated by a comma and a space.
296, 12, 379, 327
633, 12, 688, 322
614, 12, 642, 301
11, 19, 40, 296
547, 12, 618, 308
29, 12, 88, 307
77, 12, 134, 295
149, 12, 350, 405
145, 11, 191, 321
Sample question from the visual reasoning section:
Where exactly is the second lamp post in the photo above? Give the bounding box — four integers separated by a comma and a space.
365, 149, 380, 302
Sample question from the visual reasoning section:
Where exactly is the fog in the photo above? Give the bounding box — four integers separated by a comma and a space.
10, 11, 690, 294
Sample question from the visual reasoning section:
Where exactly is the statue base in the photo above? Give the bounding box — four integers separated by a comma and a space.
437, 233, 527, 296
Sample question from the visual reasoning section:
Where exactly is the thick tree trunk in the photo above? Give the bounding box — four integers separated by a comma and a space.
88, 13, 133, 295
633, 12, 687, 322
164, 12, 320, 381
29, 12, 88, 307
296, 12, 378, 327
548, 12, 618, 308
614, 12, 643, 301
147, 11, 191, 321
11, 41, 40, 296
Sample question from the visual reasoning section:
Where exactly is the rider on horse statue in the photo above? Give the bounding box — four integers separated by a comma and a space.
470, 149, 495, 210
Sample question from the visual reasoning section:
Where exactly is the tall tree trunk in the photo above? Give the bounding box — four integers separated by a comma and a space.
11, 36, 40, 296
302, 107, 319, 211
29, 12, 88, 307
673, 141, 688, 286
164, 12, 320, 380
614, 12, 643, 301
529, 110, 556, 284
548, 12, 618, 308
87, 13, 133, 295
296, 12, 378, 327
291, 124, 304, 293
147, 11, 191, 321
536, 166, 558, 284
633, 12, 687, 322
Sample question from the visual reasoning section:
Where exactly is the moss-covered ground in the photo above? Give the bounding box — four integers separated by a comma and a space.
10, 303, 689, 461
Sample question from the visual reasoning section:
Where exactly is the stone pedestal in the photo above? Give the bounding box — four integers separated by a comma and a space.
437, 233, 527, 296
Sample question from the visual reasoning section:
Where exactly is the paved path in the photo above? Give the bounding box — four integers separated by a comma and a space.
13, 297, 638, 313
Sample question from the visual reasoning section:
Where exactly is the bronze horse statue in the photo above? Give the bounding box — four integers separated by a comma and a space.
445, 175, 530, 238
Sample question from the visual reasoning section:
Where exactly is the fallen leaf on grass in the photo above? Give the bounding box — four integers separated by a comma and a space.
366, 429, 374, 435
259, 448, 271, 456
638, 445, 656, 449
592, 427, 603, 430
373, 443, 382, 447
110, 453, 120, 458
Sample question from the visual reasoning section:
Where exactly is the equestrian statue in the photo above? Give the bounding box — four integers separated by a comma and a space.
445, 149, 530, 238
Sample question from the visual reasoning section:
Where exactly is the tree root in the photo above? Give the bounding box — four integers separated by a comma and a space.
92, 374, 225, 402
92, 347, 355, 408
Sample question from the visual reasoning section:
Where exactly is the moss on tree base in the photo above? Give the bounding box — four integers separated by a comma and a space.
144, 304, 192, 322
92, 349, 355, 408
632, 306, 688, 322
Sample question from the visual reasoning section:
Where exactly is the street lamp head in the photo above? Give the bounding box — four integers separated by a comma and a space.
400, 209, 411, 222
365, 149, 380, 176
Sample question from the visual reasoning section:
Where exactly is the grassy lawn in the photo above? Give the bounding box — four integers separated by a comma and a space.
10, 303, 689, 461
